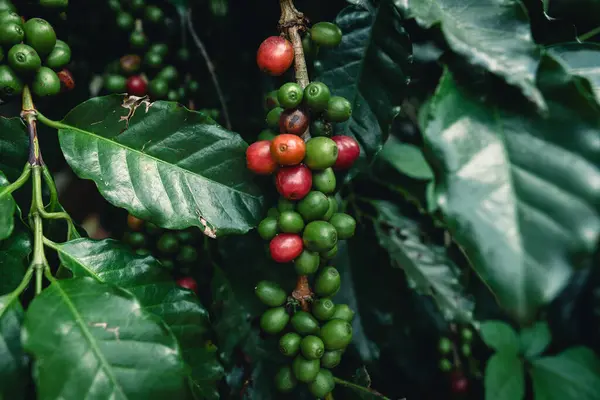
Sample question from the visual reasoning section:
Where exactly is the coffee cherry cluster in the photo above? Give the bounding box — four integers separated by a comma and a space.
438, 327, 474, 395
250, 20, 361, 398
124, 213, 202, 292
0, 1, 72, 102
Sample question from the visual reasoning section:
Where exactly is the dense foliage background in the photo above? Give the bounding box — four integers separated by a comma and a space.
1, 0, 600, 399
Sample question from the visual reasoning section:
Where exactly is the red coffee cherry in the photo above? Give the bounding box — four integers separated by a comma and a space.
275, 164, 312, 200
126, 75, 147, 96
450, 371, 469, 394
177, 276, 198, 294
247, 140, 277, 175
269, 233, 303, 263
57, 69, 75, 92
331, 135, 360, 170
279, 108, 309, 136
257, 36, 294, 76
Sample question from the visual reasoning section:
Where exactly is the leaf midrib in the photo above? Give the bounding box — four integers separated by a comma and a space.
58, 123, 260, 199
51, 281, 127, 398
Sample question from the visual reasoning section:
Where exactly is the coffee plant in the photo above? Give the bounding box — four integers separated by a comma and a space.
1, 0, 600, 398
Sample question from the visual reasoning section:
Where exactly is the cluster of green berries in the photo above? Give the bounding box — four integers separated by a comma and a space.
0, 2, 72, 101
438, 327, 473, 394
249, 21, 362, 398
255, 278, 354, 397
124, 214, 201, 286
108, 0, 165, 46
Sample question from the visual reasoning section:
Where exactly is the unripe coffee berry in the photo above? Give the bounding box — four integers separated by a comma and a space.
258, 216, 279, 240
314, 266, 341, 297
308, 369, 335, 398
291, 311, 320, 335
320, 319, 353, 350
294, 250, 320, 275
300, 335, 325, 360
278, 82, 304, 109
304, 137, 339, 170
255, 280, 287, 307
260, 307, 290, 334
257, 36, 294, 76
275, 366, 297, 393
279, 332, 302, 357
312, 298, 335, 321
292, 355, 320, 383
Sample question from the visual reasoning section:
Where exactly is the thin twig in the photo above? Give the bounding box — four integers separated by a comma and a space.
186, 9, 232, 130
333, 377, 391, 400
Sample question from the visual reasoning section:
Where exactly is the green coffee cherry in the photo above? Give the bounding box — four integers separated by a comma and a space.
461, 328, 473, 342
304, 137, 339, 170
266, 107, 284, 129
314, 266, 341, 297
311, 119, 333, 138
303, 221, 337, 252
157, 233, 179, 254
461, 343, 471, 357
0, 65, 19, 100
321, 244, 338, 260
278, 82, 304, 109
149, 78, 168, 99
24, 18, 56, 56
312, 168, 336, 194
304, 82, 330, 112
292, 355, 320, 383
260, 307, 289, 334
294, 250, 320, 275
308, 369, 335, 398
302, 32, 317, 59
258, 216, 279, 240
45, 39, 71, 70
177, 245, 198, 264
322, 197, 338, 221
439, 358, 453, 372
329, 213, 356, 240
255, 280, 287, 307
267, 207, 280, 218
175, 230, 194, 243
278, 211, 305, 234
159, 66, 178, 84
104, 74, 127, 92
177, 48, 190, 62
320, 350, 343, 369
116, 12, 134, 30
274, 366, 297, 393
187, 79, 200, 94
159, 259, 174, 269
149, 43, 169, 57
145, 222, 162, 235
0, 11, 22, 25
135, 248, 151, 256
129, 31, 148, 48
144, 52, 164, 70
8, 44, 41, 74
257, 129, 277, 142
0, 0, 16, 12
297, 191, 329, 221
310, 22, 343, 48
144, 5, 164, 23
291, 311, 320, 335
167, 89, 179, 102
279, 332, 302, 357
331, 304, 354, 322
32, 67, 60, 97
438, 337, 452, 354
277, 197, 296, 212
320, 319, 352, 350
326, 96, 352, 122
0, 23, 24, 47
301, 335, 325, 360
125, 231, 146, 247
312, 298, 335, 321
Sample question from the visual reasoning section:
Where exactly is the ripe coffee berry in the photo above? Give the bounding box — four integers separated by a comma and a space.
257, 36, 294, 76
331, 135, 360, 170
247, 140, 277, 175
450, 372, 469, 394
271, 134, 306, 166
57, 69, 75, 92
276, 164, 312, 200
177, 276, 198, 294
126, 75, 147, 96
279, 108, 310, 136
269, 233, 303, 263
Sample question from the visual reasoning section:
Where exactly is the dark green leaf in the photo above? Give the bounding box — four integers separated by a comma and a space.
548, 43, 600, 103
379, 136, 434, 180
519, 322, 551, 359
0, 117, 27, 182
0, 228, 31, 296
480, 321, 519, 354
0, 298, 28, 399
484, 353, 525, 400
0, 171, 18, 240
22, 277, 188, 399
58, 95, 264, 237
397, 0, 545, 109
372, 200, 474, 323
316, 0, 412, 175
530, 347, 600, 400
422, 58, 600, 321
51, 238, 223, 398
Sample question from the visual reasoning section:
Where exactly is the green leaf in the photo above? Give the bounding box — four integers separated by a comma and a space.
0, 171, 18, 241
316, 0, 412, 175
397, 0, 545, 110
519, 322, 551, 359
530, 347, 600, 400
57, 95, 264, 237
50, 238, 223, 398
0, 117, 27, 182
379, 136, 434, 180
372, 200, 474, 323
422, 58, 600, 321
22, 277, 188, 399
484, 353, 525, 400
480, 321, 519, 354
548, 43, 600, 103
0, 298, 28, 399
0, 228, 31, 296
